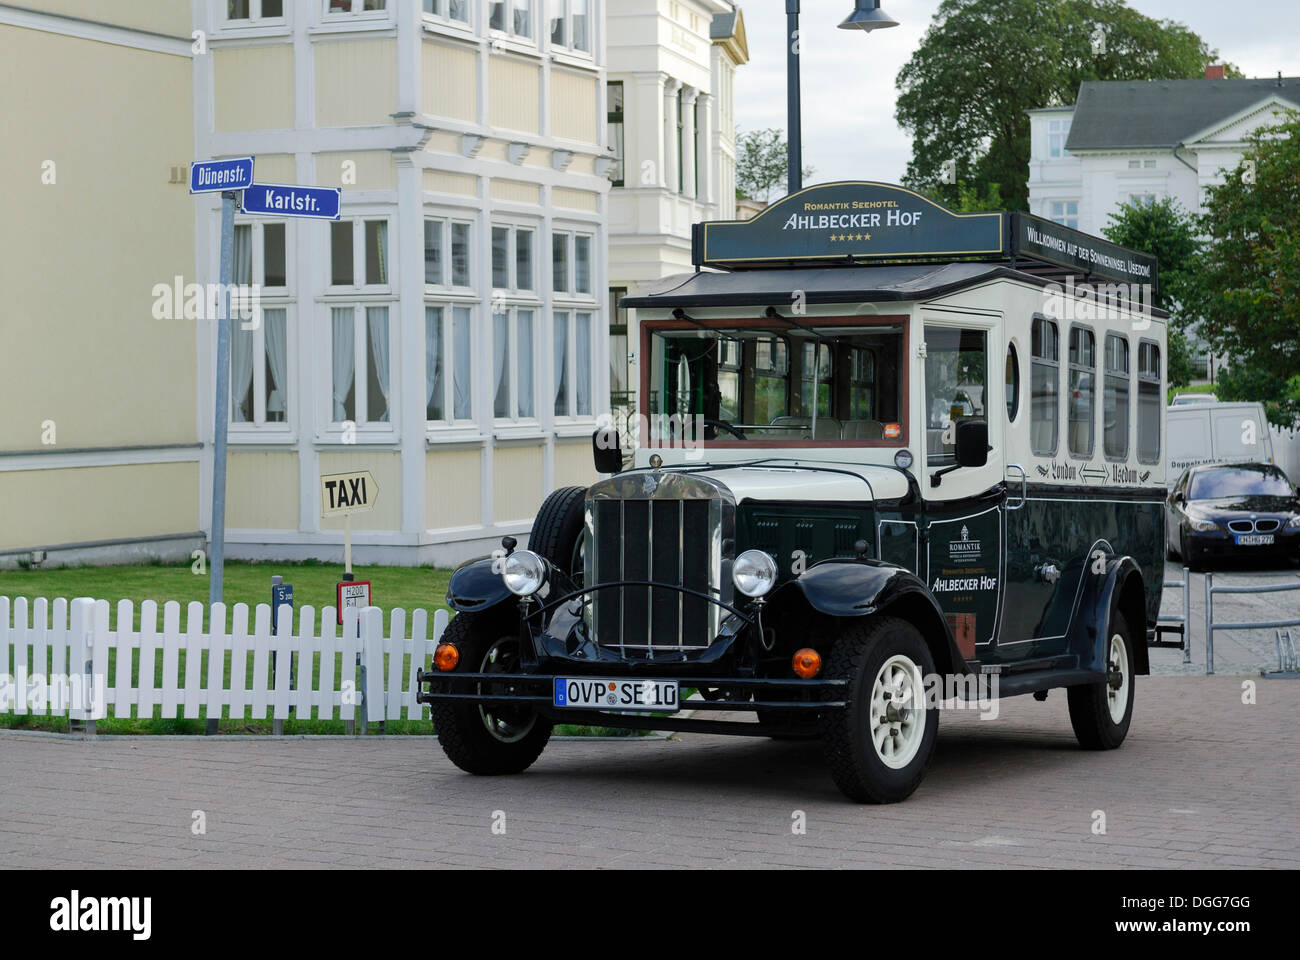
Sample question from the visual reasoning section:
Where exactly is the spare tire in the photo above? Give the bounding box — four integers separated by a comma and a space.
529, 486, 587, 585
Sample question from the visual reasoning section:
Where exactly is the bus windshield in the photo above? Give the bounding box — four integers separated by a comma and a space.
644, 321, 906, 446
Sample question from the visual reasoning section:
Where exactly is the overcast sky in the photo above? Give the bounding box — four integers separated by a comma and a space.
733, 0, 1300, 186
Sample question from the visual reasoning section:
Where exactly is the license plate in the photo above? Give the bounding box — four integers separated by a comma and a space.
1235, 534, 1275, 545
554, 677, 679, 712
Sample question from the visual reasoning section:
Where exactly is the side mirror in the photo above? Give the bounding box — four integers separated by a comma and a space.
592, 427, 622, 474
955, 419, 989, 468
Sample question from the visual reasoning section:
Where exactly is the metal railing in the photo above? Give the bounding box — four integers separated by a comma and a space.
1155, 566, 1192, 664
1204, 572, 1300, 676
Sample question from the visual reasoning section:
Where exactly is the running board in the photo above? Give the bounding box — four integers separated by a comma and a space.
991, 668, 1107, 699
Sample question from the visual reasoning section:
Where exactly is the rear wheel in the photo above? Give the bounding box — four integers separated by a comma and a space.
430, 613, 552, 775
818, 617, 939, 803
1067, 612, 1135, 750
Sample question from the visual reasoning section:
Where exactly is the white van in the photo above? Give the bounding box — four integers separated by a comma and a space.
1166, 401, 1274, 485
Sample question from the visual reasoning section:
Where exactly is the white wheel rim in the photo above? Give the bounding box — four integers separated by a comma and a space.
868, 654, 926, 769
1106, 632, 1130, 725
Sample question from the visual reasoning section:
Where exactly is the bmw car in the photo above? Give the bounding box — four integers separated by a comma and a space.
1166, 463, 1300, 569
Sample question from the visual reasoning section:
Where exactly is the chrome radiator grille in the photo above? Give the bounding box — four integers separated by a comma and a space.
585, 473, 734, 655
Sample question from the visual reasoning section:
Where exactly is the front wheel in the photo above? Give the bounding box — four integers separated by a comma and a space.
430, 613, 553, 775
818, 617, 939, 803
1067, 612, 1135, 750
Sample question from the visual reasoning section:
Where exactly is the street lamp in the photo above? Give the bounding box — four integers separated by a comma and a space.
785, 1, 899, 195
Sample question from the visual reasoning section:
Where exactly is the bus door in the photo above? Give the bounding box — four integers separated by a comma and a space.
920, 319, 1006, 663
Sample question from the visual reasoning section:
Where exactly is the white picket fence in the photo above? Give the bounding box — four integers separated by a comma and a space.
0, 595, 448, 726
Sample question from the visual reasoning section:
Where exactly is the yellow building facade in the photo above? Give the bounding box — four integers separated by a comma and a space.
3, 0, 610, 569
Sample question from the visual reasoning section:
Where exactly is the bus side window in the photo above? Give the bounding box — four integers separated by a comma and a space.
1137, 341, 1161, 464
1103, 333, 1130, 459
1030, 316, 1058, 456
1068, 325, 1096, 458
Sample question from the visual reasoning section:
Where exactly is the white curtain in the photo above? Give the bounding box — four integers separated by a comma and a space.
263, 309, 287, 421
576, 311, 592, 416
493, 310, 509, 417
231, 317, 254, 423
425, 307, 442, 420
367, 306, 390, 422
233, 225, 252, 285
331, 307, 354, 422
517, 309, 534, 418
553, 312, 568, 417
453, 307, 472, 420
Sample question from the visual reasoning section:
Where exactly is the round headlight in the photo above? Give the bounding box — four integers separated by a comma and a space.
894, 449, 914, 470
733, 549, 778, 598
502, 549, 547, 596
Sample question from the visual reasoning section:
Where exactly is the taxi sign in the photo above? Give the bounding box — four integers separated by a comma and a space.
321, 471, 378, 517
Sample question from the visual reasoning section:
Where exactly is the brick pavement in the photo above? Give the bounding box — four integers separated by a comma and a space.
2, 676, 1296, 869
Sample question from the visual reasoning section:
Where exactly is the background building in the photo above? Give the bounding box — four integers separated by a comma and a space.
0, 2, 200, 570
200, 0, 612, 568
1028, 71, 1299, 236
1027, 69, 1299, 379
605, 0, 747, 422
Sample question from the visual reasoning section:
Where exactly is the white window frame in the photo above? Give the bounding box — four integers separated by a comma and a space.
551, 308, 596, 421
325, 302, 396, 432
329, 215, 395, 294
225, 0, 287, 25
490, 221, 538, 295
551, 228, 596, 299
1048, 118, 1071, 158
323, 0, 391, 19
231, 305, 294, 432
548, 0, 592, 55
492, 305, 539, 423
422, 0, 472, 28
1049, 200, 1079, 229
488, 0, 535, 42
424, 215, 475, 291
425, 302, 476, 426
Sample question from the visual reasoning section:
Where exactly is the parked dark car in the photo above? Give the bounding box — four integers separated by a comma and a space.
1166, 463, 1300, 569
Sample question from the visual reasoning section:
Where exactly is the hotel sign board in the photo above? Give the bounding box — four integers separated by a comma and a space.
691, 182, 1157, 291
1012, 212, 1158, 291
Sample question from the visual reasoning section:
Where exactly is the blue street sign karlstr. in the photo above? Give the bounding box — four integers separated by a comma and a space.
242, 183, 343, 221
190, 156, 255, 194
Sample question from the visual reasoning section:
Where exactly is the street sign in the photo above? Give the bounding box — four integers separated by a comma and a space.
189, 156, 255, 194
243, 182, 342, 221
337, 580, 371, 626
271, 579, 294, 634
321, 471, 378, 517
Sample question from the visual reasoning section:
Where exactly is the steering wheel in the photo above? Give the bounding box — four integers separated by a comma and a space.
704, 418, 747, 440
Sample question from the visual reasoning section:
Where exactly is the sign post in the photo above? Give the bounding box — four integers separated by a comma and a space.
190, 157, 256, 614
321, 470, 378, 735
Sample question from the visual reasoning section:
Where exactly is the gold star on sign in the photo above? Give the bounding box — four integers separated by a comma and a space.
864, 233, 871, 240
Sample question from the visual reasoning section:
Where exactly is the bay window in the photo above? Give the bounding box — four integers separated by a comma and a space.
490, 0, 533, 38
231, 221, 290, 427
553, 310, 594, 418
552, 229, 593, 296
331, 217, 390, 290
424, 217, 472, 289
549, 0, 590, 52
423, 0, 469, 23
492, 223, 535, 292
228, 0, 284, 21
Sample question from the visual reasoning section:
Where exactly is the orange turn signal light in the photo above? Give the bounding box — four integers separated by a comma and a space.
792, 648, 822, 679
433, 642, 460, 672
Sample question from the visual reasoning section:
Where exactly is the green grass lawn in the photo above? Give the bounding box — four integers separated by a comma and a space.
0, 560, 646, 738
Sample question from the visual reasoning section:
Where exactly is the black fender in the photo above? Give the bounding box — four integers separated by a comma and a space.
770, 559, 971, 676
446, 557, 513, 614
446, 555, 577, 619
1067, 554, 1150, 675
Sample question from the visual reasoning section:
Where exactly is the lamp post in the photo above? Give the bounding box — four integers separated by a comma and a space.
786, 0, 899, 195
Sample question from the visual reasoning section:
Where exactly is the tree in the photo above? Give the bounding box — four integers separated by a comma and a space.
1183, 110, 1300, 428
735, 128, 815, 203
1101, 196, 1199, 386
896, 0, 1232, 212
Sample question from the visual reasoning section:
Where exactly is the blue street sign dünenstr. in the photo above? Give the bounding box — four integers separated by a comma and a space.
242, 182, 342, 221
190, 156, 255, 194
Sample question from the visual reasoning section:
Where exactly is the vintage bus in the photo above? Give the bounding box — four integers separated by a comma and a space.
418, 183, 1167, 803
